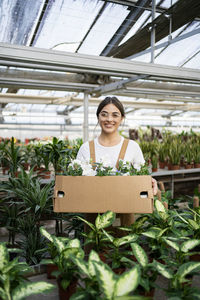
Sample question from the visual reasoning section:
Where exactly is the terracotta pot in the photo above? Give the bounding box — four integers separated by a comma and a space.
159, 161, 166, 169
152, 168, 158, 172
46, 264, 58, 279
185, 164, 193, 169
170, 164, 180, 170
168, 163, 172, 170
194, 163, 200, 168
57, 278, 77, 300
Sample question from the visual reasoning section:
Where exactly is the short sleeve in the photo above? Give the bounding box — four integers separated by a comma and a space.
76, 142, 90, 162
125, 140, 145, 166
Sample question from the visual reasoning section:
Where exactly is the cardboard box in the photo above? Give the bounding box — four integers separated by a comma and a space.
54, 175, 154, 213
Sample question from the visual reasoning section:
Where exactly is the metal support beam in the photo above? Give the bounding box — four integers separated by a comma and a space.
89, 74, 148, 95
150, 0, 156, 63
0, 43, 200, 82
83, 93, 89, 142
128, 28, 200, 59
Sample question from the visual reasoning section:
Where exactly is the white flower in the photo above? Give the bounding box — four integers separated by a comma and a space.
123, 172, 130, 176
99, 155, 111, 167
133, 163, 142, 171
71, 159, 83, 166
82, 168, 97, 176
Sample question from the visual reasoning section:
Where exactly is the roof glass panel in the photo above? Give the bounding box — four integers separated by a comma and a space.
34, 0, 104, 51
77, 3, 129, 55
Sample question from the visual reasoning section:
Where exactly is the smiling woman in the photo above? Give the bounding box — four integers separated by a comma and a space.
76, 97, 157, 232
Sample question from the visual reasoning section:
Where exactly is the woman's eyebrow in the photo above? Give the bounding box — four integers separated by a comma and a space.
101, 110, 120, 114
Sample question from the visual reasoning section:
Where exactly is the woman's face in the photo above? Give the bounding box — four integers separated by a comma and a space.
98, 103, 123, 134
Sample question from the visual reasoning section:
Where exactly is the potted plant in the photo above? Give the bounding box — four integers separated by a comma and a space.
168, 140, 182, 170
76, 211, 116, 254
40, 227, 84, 300
102, 230, 138, 271
70, 250, 142, 300
184, 144, 194, 168
151, 155, 158, 172
153, 259, 200, 299
0, 242, 55, 300
2, 137, 23, 177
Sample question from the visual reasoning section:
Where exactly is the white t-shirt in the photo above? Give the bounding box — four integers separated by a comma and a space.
76, 137, 145, 169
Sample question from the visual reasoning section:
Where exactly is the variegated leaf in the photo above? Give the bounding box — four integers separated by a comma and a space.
113, 234, 138, 248
102, 229, 115, 243
76, 215, 95, 231
142, 227, 161, 239
40, 227, 54, 242
180, 239, 200, 253
93, 261, 115, 299
71, 257, 90, 277
131, 243, 148, 267
177, 261, 200, 278
114, 297, 148, 300
0, 243, 9, 270
155, 200, 168, 220
164, 239, 179, 251
12, 281, 55, 300
114, 266, 140, 297
95, 211, 116, 230
67, 238, 81, 249
51, 235, 65, 253
61, 247, 82, 263
188, 219, 199, 230
0, 287, 7, 300
153, 260, 173, 279
88, 250, 101, 277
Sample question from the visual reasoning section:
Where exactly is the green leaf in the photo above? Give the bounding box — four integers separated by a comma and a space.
12, 281, 55, 300
177, 261, 200, 278
0, 287, 7, 300
142, 227, 161, 239
113, 234, 138, 248
114, 296, 147, 300
76, 215, 95, 231
180, 239, 200, 253
164, 238, 179, 251
114, 266, 140, 297
93, 261, 116, 299
155, 199, 168, 219
188, 219, 199, 230
0, 243, 9, 270
130, 243, 148, 267
71, 256, 90, 277
40, 227, 54, 243
61, 278, 71, 290
67, 238, 81, 248
153, 260, 173, 279
95, 211, 116, 230
88, 250, 101, 277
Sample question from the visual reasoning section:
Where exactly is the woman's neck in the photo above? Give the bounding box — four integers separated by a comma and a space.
98, 132, 122, 146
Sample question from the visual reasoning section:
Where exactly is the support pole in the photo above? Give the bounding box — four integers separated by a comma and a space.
151, 0, 156, 63
83, 92, 89, 142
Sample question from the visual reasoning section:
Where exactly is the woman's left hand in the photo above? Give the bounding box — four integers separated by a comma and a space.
152, 178, 158, 196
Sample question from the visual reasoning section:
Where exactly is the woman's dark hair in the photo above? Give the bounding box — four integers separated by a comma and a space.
96, 96, 125, 118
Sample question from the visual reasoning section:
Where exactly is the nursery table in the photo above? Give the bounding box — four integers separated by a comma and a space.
152, 168, 200, 198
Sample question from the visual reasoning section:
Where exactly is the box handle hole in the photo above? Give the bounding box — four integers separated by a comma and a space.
140, 191, 148, 198
57, 191, 65, 198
